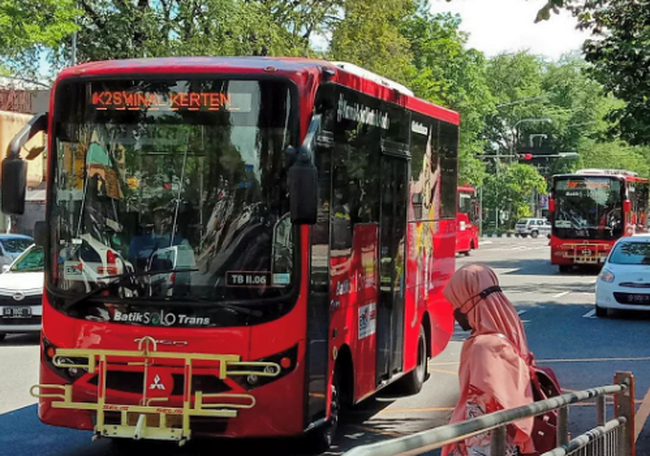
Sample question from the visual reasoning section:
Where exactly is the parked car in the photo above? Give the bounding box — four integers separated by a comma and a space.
0, 234, 34, 269
595, 234, 650, 317
514, 218, 551, 238
0, 244, 44, 341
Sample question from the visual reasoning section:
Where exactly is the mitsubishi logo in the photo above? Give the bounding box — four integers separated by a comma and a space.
149, 374, 166, 391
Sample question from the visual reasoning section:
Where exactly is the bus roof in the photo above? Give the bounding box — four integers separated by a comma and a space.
553, 170, 649, 183
56, 57, 460, 125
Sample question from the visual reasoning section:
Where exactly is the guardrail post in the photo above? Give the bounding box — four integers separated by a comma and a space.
614, 372, 635, 456
491, 425, 506, 455
557, 406, 569, 447
596, 394, 606, 426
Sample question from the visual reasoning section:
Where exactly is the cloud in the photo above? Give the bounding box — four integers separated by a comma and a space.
428, 0, 591, 60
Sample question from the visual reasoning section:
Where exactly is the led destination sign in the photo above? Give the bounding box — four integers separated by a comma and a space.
91, 90, 252, 112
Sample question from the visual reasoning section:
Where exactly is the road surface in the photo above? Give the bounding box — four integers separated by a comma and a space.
1, 236, 649, 455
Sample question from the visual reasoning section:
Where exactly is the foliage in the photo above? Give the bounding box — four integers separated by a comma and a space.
403, 9, 493, 186
482, 163, 546, 227
577, 139, 650, 178
329, 0, 416, 85
0, 0, 78, 75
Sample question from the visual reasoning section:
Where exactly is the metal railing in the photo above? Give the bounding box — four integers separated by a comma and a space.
344, 372, 635, 456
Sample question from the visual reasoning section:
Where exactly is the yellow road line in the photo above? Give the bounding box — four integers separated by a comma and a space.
429, 368, 458, 376
429, 361, 460, 366
635, 385, 650, 442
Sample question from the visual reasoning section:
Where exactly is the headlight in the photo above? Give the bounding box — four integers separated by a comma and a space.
599, 269, 615, 283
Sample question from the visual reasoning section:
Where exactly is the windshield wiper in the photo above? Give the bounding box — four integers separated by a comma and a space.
61, 268, 262, 317
62, 268, 199, 310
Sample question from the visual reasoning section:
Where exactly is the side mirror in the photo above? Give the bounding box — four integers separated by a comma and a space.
2, 158, 27, 215
624, 200, 632, 213
2, 113, 48, 216
34, 221, 48, 247
288, 114, 321, 225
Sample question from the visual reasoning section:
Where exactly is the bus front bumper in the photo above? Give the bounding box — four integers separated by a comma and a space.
31, 337, 284, 445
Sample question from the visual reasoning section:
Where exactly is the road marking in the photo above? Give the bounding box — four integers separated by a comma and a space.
583, 309, 597, 318
429, 368, 458, 376
517, 310, 527, 315
553, 291, 571, 299
538, 356, 650, 364
635, 384, 650, 442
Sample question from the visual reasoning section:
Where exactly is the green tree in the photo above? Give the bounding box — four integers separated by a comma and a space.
0, 0, 78, 75
403, 10, 492, 186
483, 163, 546, 229
329, 0, 416, 85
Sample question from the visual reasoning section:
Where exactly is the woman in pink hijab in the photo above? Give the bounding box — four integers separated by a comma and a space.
442, 264, 535, 456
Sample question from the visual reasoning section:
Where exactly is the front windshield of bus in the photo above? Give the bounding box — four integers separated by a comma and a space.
553, 176, 623, 240
50, 78, 296, 308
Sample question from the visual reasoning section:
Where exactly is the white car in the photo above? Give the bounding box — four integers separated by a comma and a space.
0, 244, 44, 341
595, 234, 650, 317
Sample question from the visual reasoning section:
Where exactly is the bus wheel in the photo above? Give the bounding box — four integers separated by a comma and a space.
306, 370, 341, 452
0, 333, 5, 342
394, 326, 427, 395
559, 265, 571, 273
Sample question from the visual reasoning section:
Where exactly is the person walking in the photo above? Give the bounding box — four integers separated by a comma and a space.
441, 264, 536, 456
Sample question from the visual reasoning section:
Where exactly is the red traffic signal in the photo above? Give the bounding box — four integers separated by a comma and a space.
519, 153, 533, 160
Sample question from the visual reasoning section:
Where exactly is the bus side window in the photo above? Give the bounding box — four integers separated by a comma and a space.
439, 121, 459, 219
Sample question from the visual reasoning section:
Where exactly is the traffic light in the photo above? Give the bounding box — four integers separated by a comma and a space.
518, 153, 533, 160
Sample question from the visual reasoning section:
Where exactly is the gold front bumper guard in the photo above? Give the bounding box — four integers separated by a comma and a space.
30, 337, 281, 445
565, 243, 608, 264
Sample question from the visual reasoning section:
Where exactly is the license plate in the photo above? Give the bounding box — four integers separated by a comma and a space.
627, 294, 650, 304
2, 307, 31, 318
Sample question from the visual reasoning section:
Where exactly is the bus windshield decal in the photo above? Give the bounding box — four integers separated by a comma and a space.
91, 90, 253, 112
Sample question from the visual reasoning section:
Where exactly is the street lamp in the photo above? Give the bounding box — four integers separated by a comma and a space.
511, 117, 552, 157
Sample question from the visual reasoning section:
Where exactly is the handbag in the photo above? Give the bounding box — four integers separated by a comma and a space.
493, 334, 562, 455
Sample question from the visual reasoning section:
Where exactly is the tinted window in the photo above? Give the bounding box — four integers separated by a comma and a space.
10, 246, 44, 272
553, 177, 623, 240
609, 242, 650, 265
51, 78, 297, 314
439, 121, 459, 219
2, 239, 34, 253
331, 88, 381, 252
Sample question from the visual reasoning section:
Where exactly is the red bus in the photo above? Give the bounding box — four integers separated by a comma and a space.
2, 57, 459, 449
550, 169, 649, 272
456, 185, 479, 255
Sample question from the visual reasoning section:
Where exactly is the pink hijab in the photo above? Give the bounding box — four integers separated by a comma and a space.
442, 264, 535, 455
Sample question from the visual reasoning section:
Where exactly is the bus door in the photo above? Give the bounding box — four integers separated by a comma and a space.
377, 154, 408, 383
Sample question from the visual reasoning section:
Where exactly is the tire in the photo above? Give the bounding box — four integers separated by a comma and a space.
559, 265, 571, 273
0, 333, 5, 342
306, 367, 341, 453
521, 234, 528, 238
462, 250, 471, 257
595, 305, 608, 318
514, 233, 520, 237
394, 326, 427, 395
531, 230, 539, 239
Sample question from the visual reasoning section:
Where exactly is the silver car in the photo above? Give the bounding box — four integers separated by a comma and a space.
515, 218, 551, 238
